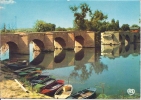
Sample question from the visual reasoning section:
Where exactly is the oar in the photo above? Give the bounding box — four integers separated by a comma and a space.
14, 79, 29, 93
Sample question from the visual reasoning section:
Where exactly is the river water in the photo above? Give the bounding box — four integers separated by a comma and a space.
1, 44, 140, 98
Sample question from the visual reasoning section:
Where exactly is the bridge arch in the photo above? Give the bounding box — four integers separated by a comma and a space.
75, 36, 84, 48
133, 35, 138, 43
6, 41, 19, 54
54, 37, 66, 49
30, 39, 45, 51
125, 35, 130, 44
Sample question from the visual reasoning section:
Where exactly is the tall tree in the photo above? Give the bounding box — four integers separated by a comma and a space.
70, 3, 92, 30
90, 10, 108, 32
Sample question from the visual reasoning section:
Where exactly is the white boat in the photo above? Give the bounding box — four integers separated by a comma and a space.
54, 84, 73, 99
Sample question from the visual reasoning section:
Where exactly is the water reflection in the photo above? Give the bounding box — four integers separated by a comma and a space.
54, 49, 66, 63
1, 43, 140, 96
92, 61, 108, 75
75, 48, 84, 61
101, 43, 140, 59
70, 63, 93, 82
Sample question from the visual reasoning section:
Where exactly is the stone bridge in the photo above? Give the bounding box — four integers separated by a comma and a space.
1, 31, 140, 55
1, 31, 95, 54
101, 31, 140, 45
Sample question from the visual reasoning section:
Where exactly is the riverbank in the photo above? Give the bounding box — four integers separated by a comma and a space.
0, 64, 52, 99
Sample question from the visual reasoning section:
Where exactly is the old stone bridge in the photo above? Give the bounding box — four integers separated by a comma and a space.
1, 31, 95, 54
1, 31, 140, 54
101, 31, 140, 45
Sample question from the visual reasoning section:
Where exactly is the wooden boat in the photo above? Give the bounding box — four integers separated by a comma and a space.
30, 74, 53, 85
33, 78, 56, 92
7, 63, 28, 70
14, 67, 41, 75
14, 67, 41, 77
7, 60, 28, 65
67, 87, 96, 99
40, 80, 64, 95
54, 84, 73, 99
25, 70, 42, 80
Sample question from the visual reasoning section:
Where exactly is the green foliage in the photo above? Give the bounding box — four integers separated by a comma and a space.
131, 24, 139, 27
70, 3, 92, 30
106, 19, 119, 31
34, 20, 56, 32
121, 24, 130, 31
70, 3, 120, 32
55, 27, 67, 31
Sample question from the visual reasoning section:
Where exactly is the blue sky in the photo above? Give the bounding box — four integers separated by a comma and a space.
0, 0, 140, 29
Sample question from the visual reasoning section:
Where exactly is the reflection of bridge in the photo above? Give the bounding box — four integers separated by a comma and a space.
30, 48, 96, 69
30, 44, 139, 69
101, 43, 140, 58
1, 31, 95, 54
101, 31, 140, 45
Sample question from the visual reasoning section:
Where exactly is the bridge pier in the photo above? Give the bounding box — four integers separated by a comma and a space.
18, 34, 29, 54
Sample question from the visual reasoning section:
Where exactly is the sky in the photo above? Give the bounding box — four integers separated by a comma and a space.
0, 0, 140, 29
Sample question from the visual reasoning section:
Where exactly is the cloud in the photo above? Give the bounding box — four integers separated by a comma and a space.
0, 0, 16, 4
0, 6, 4, 9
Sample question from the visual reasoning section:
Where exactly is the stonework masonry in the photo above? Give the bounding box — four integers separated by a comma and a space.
1, 31, 95, 54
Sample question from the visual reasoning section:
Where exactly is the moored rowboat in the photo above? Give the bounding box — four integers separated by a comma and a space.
40, 80, 64, 95
67, 87, 96, 99
54, 84, 73, 99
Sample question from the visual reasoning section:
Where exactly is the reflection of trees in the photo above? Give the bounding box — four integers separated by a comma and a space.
69, 64, 93, 82
92, 61, 108, 74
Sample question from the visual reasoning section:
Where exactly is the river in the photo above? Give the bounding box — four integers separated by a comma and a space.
0, 43, 140, 98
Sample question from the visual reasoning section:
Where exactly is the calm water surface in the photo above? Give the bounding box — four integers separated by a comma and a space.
1, 44, 140, 96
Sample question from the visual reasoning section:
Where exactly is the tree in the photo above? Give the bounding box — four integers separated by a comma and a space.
106, 19, 119, 31
121, 24, 130, 31
89, 10, 108, 32
34, 20, 56, 32
70, 3, 92, 30
55, 27, 67, 31
131, 24, 139, 27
